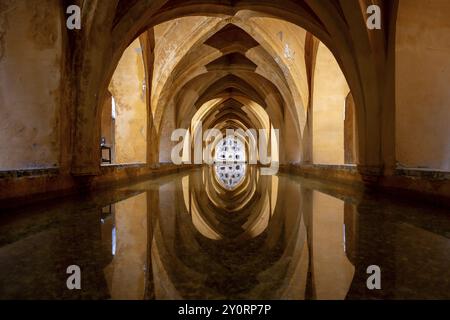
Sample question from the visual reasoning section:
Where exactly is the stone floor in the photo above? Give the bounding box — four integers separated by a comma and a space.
0, 168, 449, 300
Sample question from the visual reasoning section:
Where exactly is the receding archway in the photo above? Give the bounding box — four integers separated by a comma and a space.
71, 0, 395, 178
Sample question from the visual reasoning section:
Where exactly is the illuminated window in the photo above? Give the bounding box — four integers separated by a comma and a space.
215, 136, 246, 163
214, 137, 246, 189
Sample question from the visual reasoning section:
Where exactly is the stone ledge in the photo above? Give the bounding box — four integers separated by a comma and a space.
281, 164, 361, 183
100, 162, 146, 169
396, 168, 450, 181
299, 164, 358, 171
0, 168, 60, 179
282, 163, 450, 201
0, 164, 196, 206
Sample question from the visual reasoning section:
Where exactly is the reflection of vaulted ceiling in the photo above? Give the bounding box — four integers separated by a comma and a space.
150, 167, 289, 299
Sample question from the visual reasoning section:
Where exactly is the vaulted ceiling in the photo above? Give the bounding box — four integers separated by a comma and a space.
71, 0, 398, 175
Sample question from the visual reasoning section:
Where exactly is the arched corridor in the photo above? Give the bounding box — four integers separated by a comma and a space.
0, 0, 449, 301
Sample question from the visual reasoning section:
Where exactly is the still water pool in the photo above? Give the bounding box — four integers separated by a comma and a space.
0, 167, 449, 299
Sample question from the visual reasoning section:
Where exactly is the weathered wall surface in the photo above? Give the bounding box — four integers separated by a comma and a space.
0, 0, 62, 170
312, 43, 349, 165
396, 0, 450, 170
101, 92, 115, 162
109, 39, 147, 164
396, 0, 450, 171
158, 102, 176, 163
344, 94, 356, 164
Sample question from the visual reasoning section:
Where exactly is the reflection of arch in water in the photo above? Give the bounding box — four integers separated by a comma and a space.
205, 165, 258, 213
97, 174, 358, 300
100, 192, 148, 300
150, 170, 314, 299
214, 163, 247, 190
187, 166, 277, 239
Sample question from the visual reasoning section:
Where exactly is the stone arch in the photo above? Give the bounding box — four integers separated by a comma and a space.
71, 0, 396, 182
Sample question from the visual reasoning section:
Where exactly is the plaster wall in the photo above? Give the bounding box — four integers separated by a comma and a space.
101, 93, 115, 162
109, 39, 147, 164
0, 0, 62, 170
101, 94, 113, 147
396, 0, 450, 171
159, 102, 176, 163
312, 43, 349, 165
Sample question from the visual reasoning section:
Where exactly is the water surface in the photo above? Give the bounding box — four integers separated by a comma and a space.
0, 167, 449, 299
